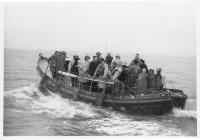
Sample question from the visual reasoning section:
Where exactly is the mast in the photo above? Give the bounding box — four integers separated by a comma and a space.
105, 31, 108, 54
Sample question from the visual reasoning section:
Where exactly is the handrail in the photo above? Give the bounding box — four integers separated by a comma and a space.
58, 71, 115, 84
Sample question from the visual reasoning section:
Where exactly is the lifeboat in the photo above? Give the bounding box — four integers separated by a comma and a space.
36, 57, 187, 115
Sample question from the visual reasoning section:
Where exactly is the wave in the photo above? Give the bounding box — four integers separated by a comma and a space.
172, 109, 197, 121
4, 84, 98, 119
4, 84, 196, 136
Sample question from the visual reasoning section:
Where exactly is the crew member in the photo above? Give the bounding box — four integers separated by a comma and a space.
48, 51, 58, 78
88, 56, 99, 76
127, 60, 141, 87
69, 55, 80, 87
147, 69, 156, 89
105, 52, 113, 67
129, 53, 141, 67
96, 52, 102, 64
94, 58, 109, 92
140, 59, 148, 73
111, 54, 122, 70
137, 68, 148, 93
155, 68, 163, 89
79, 55, 90, 75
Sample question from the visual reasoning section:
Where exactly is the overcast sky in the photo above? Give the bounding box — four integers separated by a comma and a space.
4, 1, 196, 56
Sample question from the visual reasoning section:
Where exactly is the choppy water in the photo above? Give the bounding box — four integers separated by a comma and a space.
4, 48, 197, 136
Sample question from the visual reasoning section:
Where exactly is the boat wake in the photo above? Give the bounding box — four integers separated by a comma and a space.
172, 108, 197, 120
4, 84, 98, 119
4, 84, 196, 136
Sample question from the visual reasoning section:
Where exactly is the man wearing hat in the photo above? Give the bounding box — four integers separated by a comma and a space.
139, 59, 148, 73
96, 52, 102, 63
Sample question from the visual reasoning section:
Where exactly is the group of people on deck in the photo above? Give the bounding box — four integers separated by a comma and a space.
45, 51, 164, 93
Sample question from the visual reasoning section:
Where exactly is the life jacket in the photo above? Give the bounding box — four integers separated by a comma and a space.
88, 61, 99, 76
137, 73, 148, 90
71, 60, 79, 75
147, 74, 156, 88
95, 63, 109, 78
96, 64, 105, 77
112, 66, 122, 81
128, 65, 141, 77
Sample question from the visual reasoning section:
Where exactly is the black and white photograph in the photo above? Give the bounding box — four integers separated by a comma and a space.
2, 0, 199, 136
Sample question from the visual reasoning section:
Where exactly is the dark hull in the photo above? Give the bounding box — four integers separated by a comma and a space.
37, 64, 174, 115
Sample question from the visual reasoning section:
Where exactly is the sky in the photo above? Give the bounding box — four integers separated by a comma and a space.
4, 0, 196, 56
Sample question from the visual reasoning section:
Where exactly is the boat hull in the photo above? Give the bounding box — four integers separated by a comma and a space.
37, 68, 173, 115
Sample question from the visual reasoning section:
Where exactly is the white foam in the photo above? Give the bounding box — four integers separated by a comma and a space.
5, 84, 98, 119
173, 109, 197, 120
84, 113, 182, 136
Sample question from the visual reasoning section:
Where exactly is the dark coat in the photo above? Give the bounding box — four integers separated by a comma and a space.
155, 74, 162, 89
70, 60, 79, 75
64, 60, 70, 72
147, 74, 156, 88
88, 61, 99, 76
105, 55, 113, 65
137, 73, 148, 91
140, 62, 148, 73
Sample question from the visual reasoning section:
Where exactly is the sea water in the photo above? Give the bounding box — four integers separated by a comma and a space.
3, 48, 197, 136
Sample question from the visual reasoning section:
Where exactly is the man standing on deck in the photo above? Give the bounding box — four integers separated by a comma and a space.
129, 53, 141, 67
93, 58, 109, 92
105, 52, 113, 67
127, 59, 141, 87
139, 59, 148, 73
137, 68, 148, 94
94, 58, 109, 79
96, 52, 102, 64
88, 56, 99, 76
155, 68, 163, 89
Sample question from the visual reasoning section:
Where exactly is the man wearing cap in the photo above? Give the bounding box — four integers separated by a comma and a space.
96, 52, 102, 64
